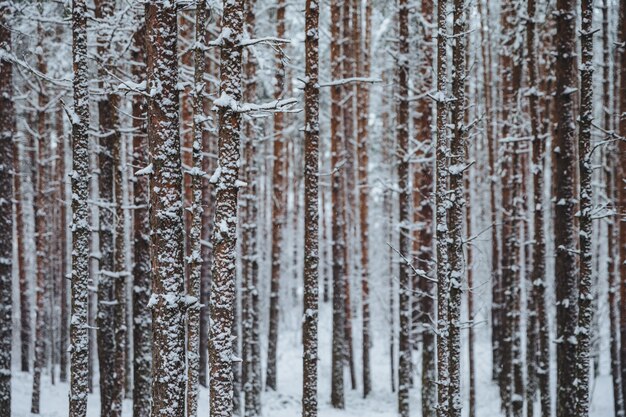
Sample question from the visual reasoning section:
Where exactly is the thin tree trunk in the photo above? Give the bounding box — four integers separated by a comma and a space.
396, 0, 410, 413
266, 0, 286, 392
0, 4, 14, 412
435, 0, 450, 415
131, 17, 151, 417
330, 0, 345, 406
302, 0, 320, 411
209, 0, 243, 414
146, 2, 186, 416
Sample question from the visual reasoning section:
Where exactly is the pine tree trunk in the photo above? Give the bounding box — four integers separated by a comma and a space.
266, 0, 286, 392
69, 0, 91, 414
396, 0, 410, 414
146, 2, 186, 416
302, 0, 320, 411
356, 0, 372, 399
209, 0, 244, 414
186, 3, 207, 415
554, 0, 579, 416
575, 0, 594, 414
31, 34, 48, 414
131, 18, 152, 417
448, 1, 467, 414
436, 0, 450, 415
330, 0, 346, 407
0, 4, 13, 412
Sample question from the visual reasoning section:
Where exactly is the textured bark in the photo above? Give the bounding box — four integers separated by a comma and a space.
69, 0, 91, 414
554, 0, 579, 416
146, 2, 186, 416
266, 0, 286, 391
302, 0, 320, 411
186, 3, 207, 416
330, 0, 345, 407
575, 0, 593, 414
57, 106, 68, 384
93, 0, 118, 412
605, 0, 624, 415
396, 0, 410, 414
356, 0, 372, 399
448, 1, 466, 415
0, 4, 13, 412
619, 0, 626, 410
131, 18, 151, 417
241, 1, 261, 415
209, 0, 243, 414
31, 32, 48, 414
526, 0, 550, 415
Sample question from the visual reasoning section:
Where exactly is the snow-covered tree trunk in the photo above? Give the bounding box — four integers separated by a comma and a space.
435, 0, 450, 416
554, 0, 579, 416
302, 0, 320, 412
0, 3, 13, 413
330, 0, 346, 407
31, 27, 49, 414
603, 1, 624, 415
69, 0, 91, 414
448, 0, 467, 414
131, 18, 151, 417
526, 0, 550, 415
618, 0, 626, 409
396, 0, 410, 414
356, 0, 372, 399
209, 0, 244, 414
242, 1, 261, 415
186, 2, 207, 415
575, 0, 594, 414
266, 0, 286, 392
145, 2, 186, 416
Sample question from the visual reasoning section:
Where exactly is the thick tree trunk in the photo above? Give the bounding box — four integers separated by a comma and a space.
554, 0, 579, 416
69, 0, 91, 414
0, 4, 13, 412
209, 0, 243, 414
146, 2, 186, 416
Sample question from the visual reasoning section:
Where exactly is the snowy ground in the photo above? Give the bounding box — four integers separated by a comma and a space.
12, 303, 614, 416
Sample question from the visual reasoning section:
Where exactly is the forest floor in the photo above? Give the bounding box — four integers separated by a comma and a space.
11, 303, 614, 416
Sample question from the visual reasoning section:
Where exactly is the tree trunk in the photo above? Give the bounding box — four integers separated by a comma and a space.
209, 0, 244, 414
146, 2, 186, 416
0, 4, 13, 412
302, 0, 320, 411
131, 17, 151, 417
266, 0, 286, 392
554, 0, 579, 416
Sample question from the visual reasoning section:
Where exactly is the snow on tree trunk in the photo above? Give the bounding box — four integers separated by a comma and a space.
241, 1, 261, 415
0, 3, 13, 413
448, 1, 467, 415
31, 27, 48, 414
618, 0, 626, 410
435, 0, 451, 416
209, 0, 244, 414
131, 17, 152, 417
69, 0, 91, 414
330, 0, 346, 407
355, 0, 372, 399
145, 2, 186, 416
396, 0, 410, 414
554, 0, 579, 416
575, 0, 594, 415
186, 2, 207, 415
